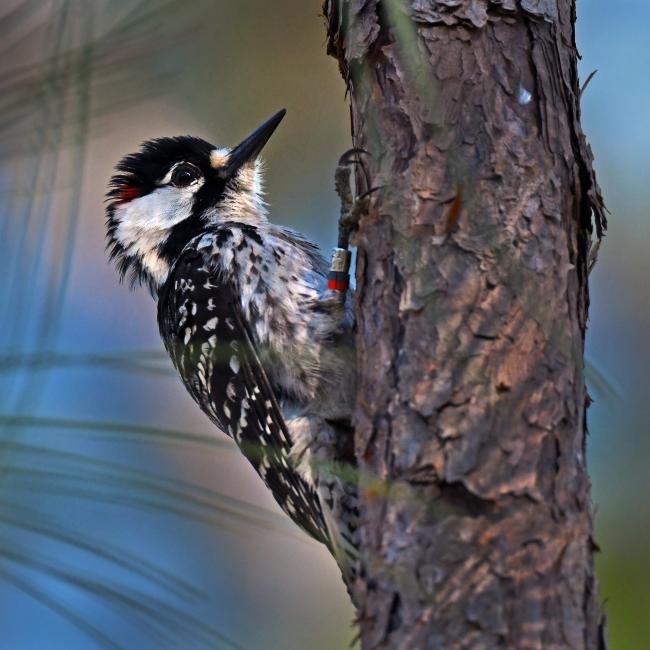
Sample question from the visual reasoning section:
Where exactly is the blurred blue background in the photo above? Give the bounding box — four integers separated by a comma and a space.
0, 1, 646, 648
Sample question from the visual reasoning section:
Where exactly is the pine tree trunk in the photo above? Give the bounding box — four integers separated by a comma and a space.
323, 1, 607, 648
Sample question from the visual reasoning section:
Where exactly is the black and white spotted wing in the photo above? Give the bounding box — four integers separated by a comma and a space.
157, 248, 329, 544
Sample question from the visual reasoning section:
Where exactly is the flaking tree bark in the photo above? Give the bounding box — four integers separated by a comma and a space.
323, 1, 607, 648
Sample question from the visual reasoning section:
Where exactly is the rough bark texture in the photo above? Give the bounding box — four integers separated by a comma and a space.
323, 1, 606, 648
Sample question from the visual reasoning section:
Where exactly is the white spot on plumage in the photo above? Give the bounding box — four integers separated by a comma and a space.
229, 355, 240, 374
203, 317, 219, 331
184, 328, 192, 344
111, 183, 202, 286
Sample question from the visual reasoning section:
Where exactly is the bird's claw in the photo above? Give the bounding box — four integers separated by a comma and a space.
337, 147, 369, 167
335, 148, 376, 246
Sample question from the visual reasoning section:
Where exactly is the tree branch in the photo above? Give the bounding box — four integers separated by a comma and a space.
324, 1, 606, 647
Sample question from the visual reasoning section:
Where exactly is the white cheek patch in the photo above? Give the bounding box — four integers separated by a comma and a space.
115, 186, 195, 238
113, 185, 200, 284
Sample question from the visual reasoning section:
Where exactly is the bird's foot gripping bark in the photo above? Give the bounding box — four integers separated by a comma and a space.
334, 148, 373, 247
327, 148, 378, 305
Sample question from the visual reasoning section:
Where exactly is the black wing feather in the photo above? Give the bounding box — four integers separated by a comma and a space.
157, 248, 328, 544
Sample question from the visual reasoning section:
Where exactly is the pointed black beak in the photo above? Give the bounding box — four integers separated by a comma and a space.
219, 109, 286, 179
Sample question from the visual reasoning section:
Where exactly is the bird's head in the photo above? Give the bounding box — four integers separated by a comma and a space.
105, 109, 285, 292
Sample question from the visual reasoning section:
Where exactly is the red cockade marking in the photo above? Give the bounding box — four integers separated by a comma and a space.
116, 185, 141, 204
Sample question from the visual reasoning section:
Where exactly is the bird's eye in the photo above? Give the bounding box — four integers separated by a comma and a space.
170, 163, 201, 188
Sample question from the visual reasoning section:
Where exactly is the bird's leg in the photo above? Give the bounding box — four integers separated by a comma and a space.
319, 149, 372, 329
334, 148, 372, 247
326, 147, 379, 299
321, 149, 363, 316
334, 152, 354, 234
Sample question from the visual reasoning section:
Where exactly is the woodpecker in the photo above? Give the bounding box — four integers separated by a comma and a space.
105, 110, 358, 580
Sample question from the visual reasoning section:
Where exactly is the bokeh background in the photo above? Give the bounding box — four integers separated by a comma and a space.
0, 1, 646, 648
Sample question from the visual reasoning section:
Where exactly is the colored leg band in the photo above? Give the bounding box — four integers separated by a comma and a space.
328, 248, 351, 292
